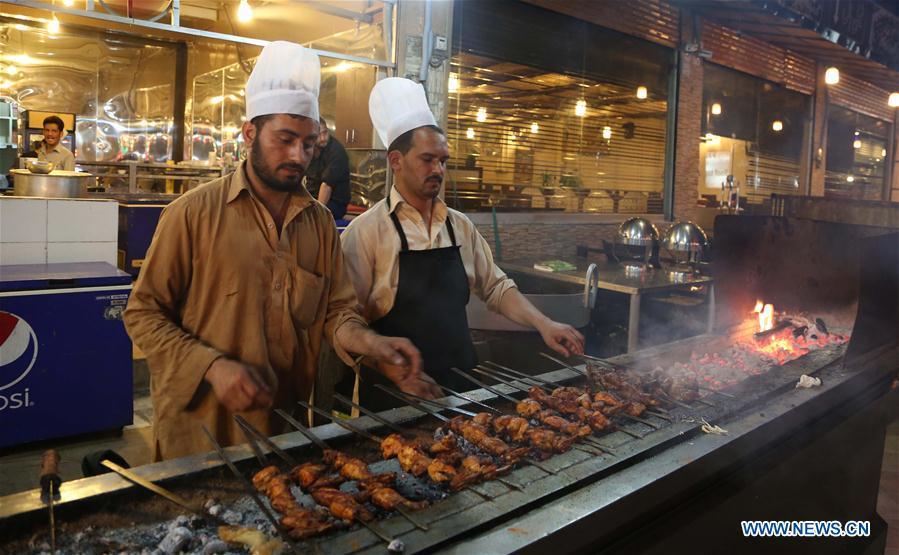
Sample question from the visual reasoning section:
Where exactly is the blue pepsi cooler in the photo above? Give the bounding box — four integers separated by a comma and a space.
0, 262, 133, 448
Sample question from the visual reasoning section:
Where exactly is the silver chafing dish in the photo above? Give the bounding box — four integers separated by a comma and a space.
10, 169, 97, 198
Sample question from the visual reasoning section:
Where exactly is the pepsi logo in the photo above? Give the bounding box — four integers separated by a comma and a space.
0, 311, 38, 392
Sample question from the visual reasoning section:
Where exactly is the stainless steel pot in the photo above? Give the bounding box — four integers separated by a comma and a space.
10, 169, 96, 198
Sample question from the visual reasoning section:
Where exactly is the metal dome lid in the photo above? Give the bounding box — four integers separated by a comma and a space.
615, 217, 660, 247
661, 221, 708, 253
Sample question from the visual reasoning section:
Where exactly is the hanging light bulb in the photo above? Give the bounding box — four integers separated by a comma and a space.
530, 122, 539, 133
476, 107, 487, 123
771, 120, 783, 132
448, 73, 459, 94
889, 92, 899, 108
636, 86, 647, 100
575, 100, 586, 117
47, 14, 60, 34
466, 127, 475, 139
237, 0, 253, 23
853, 139, 862, 149
711, 102, 722, 116
602, 126, 612, 140
846, 175, 855, 182
825, 67, 840, 85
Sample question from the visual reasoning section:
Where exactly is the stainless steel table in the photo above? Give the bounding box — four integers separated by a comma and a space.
499, 260, 715, 353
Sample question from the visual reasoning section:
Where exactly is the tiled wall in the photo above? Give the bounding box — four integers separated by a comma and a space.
0, 197, 118, 265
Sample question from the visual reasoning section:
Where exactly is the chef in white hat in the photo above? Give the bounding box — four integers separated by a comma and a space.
125, 45, 432, 460
340, 77, 584, 407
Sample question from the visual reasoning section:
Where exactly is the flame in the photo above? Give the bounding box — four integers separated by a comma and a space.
753, 300, 774, 333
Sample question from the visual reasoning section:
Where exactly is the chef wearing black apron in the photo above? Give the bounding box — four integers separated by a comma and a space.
339, 78, 584, 410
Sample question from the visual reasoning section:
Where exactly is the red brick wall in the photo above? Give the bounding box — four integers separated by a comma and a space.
673, 38, 702, 222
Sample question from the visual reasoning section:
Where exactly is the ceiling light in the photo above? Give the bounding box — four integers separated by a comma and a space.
636, 86, 647, 100
882, 148, 887, 157
853, 139, 862, 149
466, 127, 475, 139
711, 102, 722, 115
889, 92, 899, 107
530, 122, 539, 133
448, 73, 459, 93
476, 107, 486, 123
237, 0, 253, 23
825, 67, 840, 85
771, 120, 783, 132
846, 175, 854, 182
602, 126, 612, 140
47, 14, 60, 34
575, 100, 586, 117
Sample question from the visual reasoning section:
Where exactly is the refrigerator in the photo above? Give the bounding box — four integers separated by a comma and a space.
0, 262, 133, 448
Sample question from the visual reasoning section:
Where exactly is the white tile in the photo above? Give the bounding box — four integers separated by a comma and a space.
0, 198, 47, 243
47, 199, 118, 243
47, 241, 117, 265
0, 242, 47, 265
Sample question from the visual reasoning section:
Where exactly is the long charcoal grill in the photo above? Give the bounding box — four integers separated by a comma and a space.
1, 215, 897, 555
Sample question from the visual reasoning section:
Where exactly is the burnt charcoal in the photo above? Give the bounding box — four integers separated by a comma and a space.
792, 326, 808, 338
157, 526, 193, 554
202, 539, 229, 554
815, 318, 828, 334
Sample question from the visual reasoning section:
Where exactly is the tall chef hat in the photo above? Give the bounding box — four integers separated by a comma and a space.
245, 41, 320, 122
369, 77, 437, 149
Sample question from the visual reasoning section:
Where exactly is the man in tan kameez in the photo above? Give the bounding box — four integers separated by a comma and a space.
124, 41, 438, 461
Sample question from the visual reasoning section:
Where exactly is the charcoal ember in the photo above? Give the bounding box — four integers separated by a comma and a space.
792, 325, 808, 338
221, 509, 243, 524
815, 318, 828, 334
168, 515, 190, 532
158, 526, 193, 554
202, 539, 229, 554
207, 504, 224, 517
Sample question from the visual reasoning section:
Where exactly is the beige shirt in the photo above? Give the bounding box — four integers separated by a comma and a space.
124, 161, 366, 460
341, 186, 517, 322
37, 142, 75, 171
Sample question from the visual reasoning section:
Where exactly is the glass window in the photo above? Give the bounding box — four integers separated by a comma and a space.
447, 0, 672, 213
824, 106, 890, 200
699, 63, 810, 209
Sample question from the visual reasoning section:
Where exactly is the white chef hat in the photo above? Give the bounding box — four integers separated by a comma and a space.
245, 41, 320, 122
369, 77, 437, 148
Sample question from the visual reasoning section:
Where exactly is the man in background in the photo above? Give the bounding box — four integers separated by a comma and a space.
304, 117, 351, 219
36, 115, 75, 170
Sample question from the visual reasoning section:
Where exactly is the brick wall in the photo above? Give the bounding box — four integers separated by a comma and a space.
673, 50, 702, 223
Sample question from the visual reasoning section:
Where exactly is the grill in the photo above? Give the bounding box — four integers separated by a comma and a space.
1, 216, 897, 555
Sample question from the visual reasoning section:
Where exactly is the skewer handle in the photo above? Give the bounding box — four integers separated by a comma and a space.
40, 450, 61, 496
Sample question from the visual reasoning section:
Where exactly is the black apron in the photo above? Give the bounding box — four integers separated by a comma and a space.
343, 206, 479, 411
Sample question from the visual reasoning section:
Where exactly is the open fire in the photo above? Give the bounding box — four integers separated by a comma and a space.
654, 303, 850, 392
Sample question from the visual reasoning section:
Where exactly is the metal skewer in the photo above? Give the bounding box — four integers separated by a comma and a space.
447, 367, 521, 404
293, 403, 430, 533
382, 388, 483, 419
697, 386, 736, 399
477, 365, 553, 393
333, 393, 413, 437
436, 384, 502, 414
271, 412, 400, 544
39, 450, 60, 554
539, 352, 588, 377
235, 415, 301, 468
374, 384, 555, 477
483, 361, 558, 388
100, 460, 231, 528
200, 426, 297, 548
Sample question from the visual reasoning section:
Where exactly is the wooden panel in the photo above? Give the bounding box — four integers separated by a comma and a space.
522, 0, 679, 48
702, 21, 816, 95
828, 72, 894, 123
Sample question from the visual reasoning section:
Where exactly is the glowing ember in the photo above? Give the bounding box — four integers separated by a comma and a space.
753, 300, 774, 332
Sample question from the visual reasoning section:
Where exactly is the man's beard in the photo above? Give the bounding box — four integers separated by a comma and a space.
250, 140, 304, 192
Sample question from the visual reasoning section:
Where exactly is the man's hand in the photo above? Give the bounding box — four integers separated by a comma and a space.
537, 319, 586, 357
204, 358, 273, 412
362, 333, 442, 400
